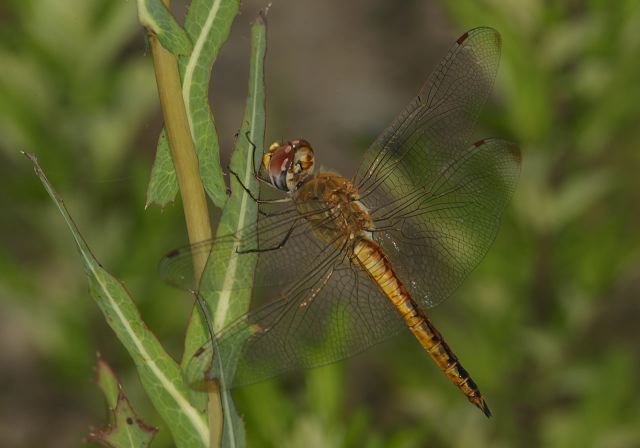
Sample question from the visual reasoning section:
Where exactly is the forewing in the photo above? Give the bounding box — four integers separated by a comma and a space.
355, 27, 502, 206
371, 139, 521, 308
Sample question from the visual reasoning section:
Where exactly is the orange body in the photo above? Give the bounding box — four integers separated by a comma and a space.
294, 172, 491, 416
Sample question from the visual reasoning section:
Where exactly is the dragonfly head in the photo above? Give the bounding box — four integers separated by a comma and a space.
263, 139, 315, 192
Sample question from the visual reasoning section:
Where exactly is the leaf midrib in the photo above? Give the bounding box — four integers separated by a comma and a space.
70, 227, 210, 445
182, 0, 224, 135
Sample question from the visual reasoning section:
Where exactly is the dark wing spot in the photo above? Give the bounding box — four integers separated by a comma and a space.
166, 249, 180, 258
509, 143, 523, 164
473, 139, 487, 147
456, 31, 469, 45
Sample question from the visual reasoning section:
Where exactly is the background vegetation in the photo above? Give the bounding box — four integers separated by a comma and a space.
1, 0, 639, 446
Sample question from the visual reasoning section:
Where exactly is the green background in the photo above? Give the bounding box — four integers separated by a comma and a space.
1, 0, 639, 446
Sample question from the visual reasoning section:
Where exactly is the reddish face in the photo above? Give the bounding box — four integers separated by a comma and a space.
262, 139, 315, 192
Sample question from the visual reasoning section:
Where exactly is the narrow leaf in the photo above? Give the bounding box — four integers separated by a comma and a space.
184, 8, 267, 364
206, 12, 266, 332
183, 12, 267, 448
180, 0, 240, 208
25, 153, 209, 448
137, 0, 192, 55
146, 0, 241, 209
90, 355, 158, 448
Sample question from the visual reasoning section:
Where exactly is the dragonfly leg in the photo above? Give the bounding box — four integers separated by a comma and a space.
235, 220, 297, 254
243, 130, 274, 188
228, 168, 292, 204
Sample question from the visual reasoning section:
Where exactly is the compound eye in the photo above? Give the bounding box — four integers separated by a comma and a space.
265, 143, 294, 191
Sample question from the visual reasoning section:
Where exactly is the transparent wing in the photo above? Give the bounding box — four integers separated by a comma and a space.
356, 27, 502, 204
160, 200, 405, 388
369, 139, 521, 309
184, 254, 404, 388
350, 27, 518, 309
159, 200, 334, 296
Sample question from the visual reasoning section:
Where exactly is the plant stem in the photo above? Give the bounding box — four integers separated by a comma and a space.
147, 2, 222, 446
149, 35, 212, 259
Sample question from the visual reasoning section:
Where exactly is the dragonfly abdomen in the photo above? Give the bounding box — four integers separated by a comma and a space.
353, 238, 492, 417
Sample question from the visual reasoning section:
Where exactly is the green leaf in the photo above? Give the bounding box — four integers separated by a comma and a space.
184, 7, 267, 362
214, 15, 266, 448
25, 153, 209, 448
183, 12, 267, 448
96, 354, 120, 409
146, 0, 240, 208
146, 129, 179, 208
208, 13, 266, 331
180, 0, 240, 208
137, 0, 192, 55
90, 355, 158, 448
90, 392, 158, 448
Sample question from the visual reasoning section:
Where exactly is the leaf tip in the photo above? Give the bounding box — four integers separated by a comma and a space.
144, 197, 175, 210
94, 352, 113, 384
22, 151, 40, 171
256, 4, 270, 26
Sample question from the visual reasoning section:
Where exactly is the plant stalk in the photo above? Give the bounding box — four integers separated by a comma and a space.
147, 2, 222, 446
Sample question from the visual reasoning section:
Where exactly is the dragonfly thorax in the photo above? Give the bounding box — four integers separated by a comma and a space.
294, 172, 374, 244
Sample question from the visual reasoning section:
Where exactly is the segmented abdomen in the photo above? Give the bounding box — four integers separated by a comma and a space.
353, 238, 491, 417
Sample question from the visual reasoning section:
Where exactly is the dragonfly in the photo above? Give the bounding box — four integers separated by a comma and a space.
160, 27, 520, 417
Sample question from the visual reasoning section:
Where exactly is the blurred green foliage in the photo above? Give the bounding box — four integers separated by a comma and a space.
1, 0, 639, 447
0, 0, 186, 446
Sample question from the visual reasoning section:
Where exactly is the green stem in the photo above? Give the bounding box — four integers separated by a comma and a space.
147, 2, 221, 446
